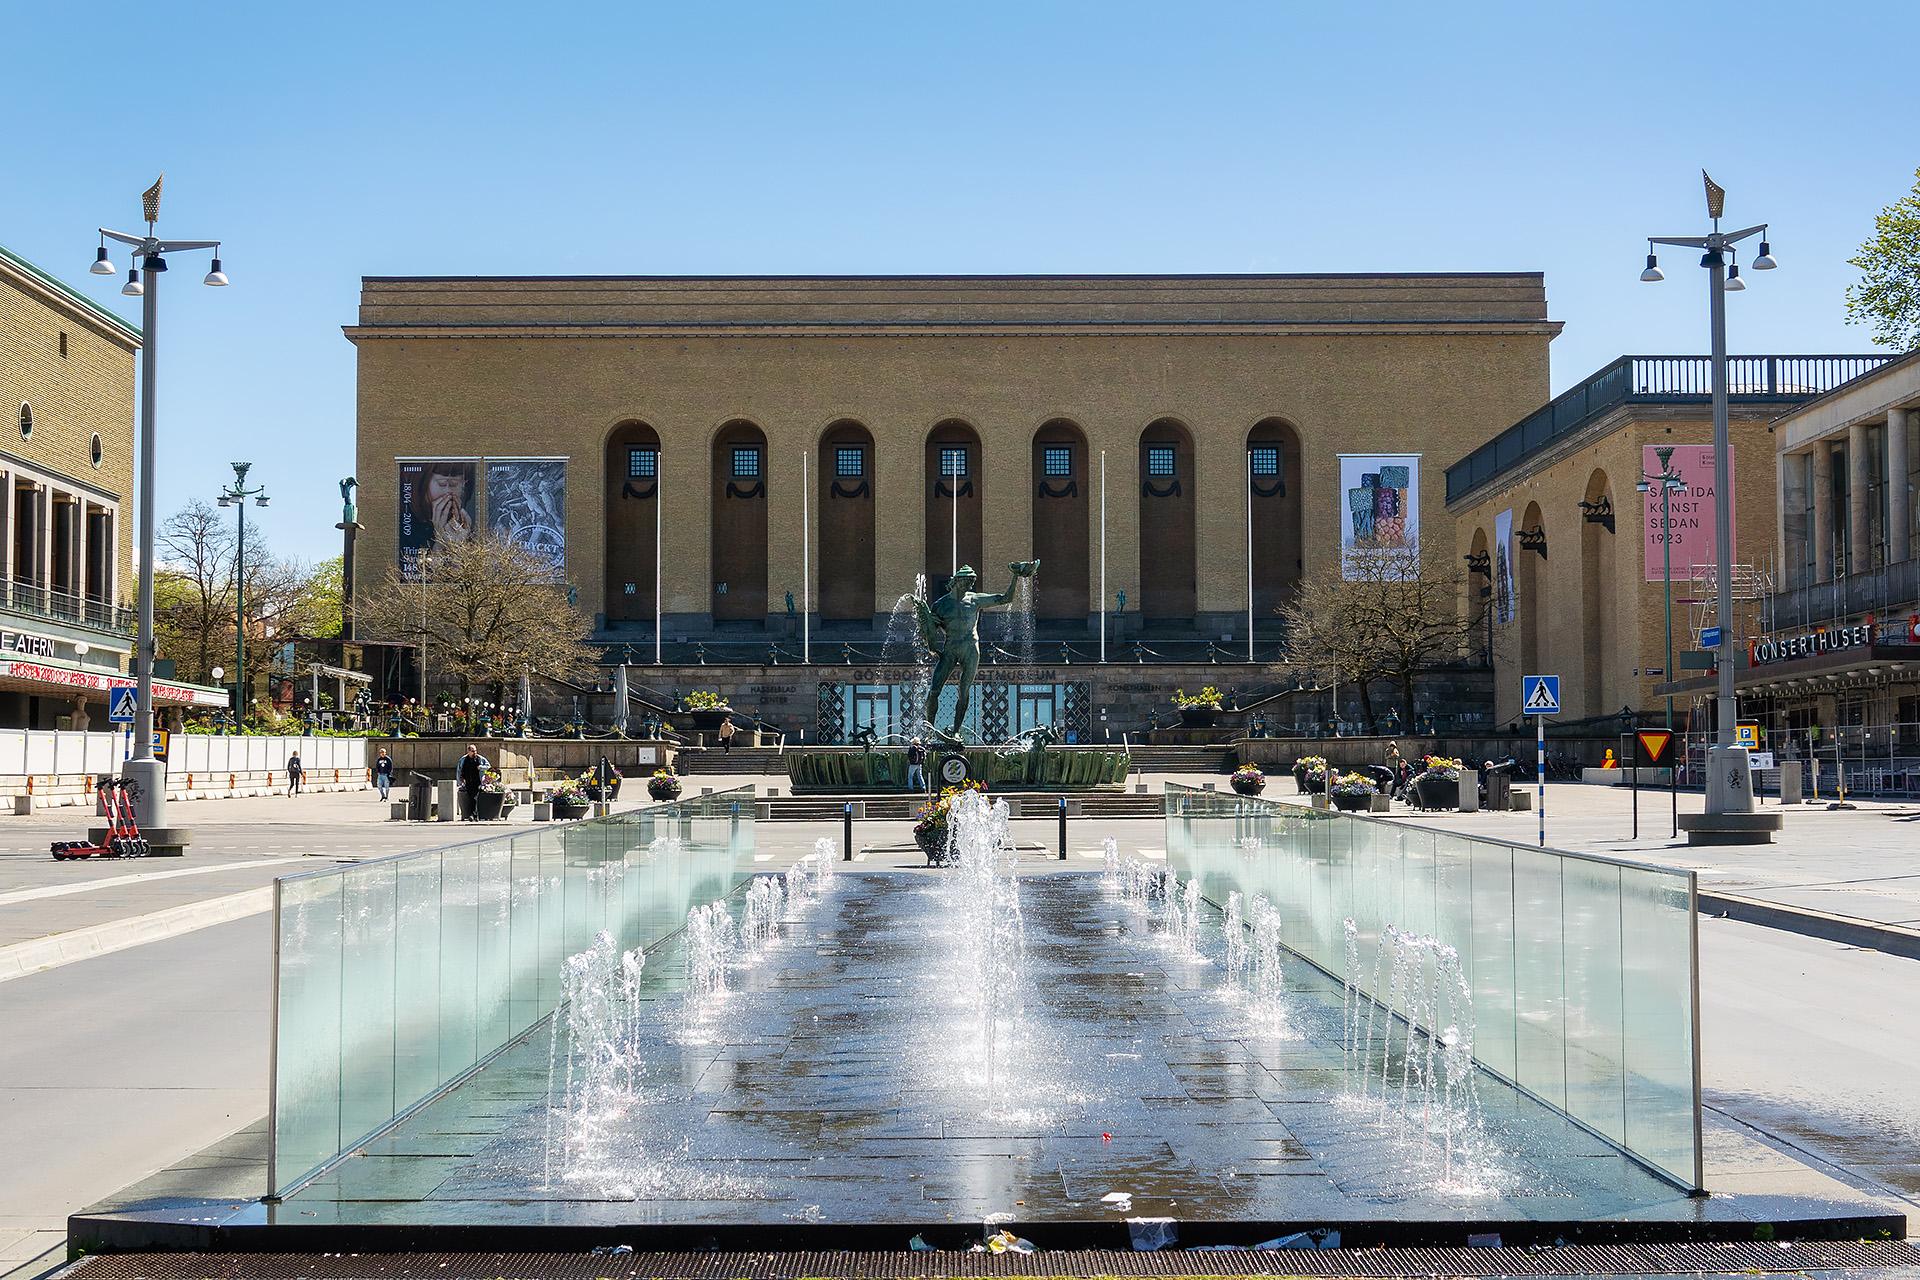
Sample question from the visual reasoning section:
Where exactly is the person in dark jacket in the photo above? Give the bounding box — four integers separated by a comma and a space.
285, 752, 303, 796
456, 744, 485, 821
374, 749, 394, 801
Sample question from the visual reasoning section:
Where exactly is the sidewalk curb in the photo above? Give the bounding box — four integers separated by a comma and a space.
1698, 891, 1920, 961
0, 887, 272, 983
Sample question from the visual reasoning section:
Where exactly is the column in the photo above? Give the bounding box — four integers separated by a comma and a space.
0, 475, 11, 588
37, 485, 52, 590
1811, 445, 1834, 582
1890, 407, 1912, 565
1847, 419, 1872, 575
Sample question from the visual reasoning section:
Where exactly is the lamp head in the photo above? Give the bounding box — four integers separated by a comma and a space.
1636, 480, 1652, 493
255, 495, 269, 508
120, 268, 143, 297
1752, 238, 1777, 270
90, 245, 115, 276
211, 666, 225, 681
1725, 263, 1746, 292
1639, 251, 1664, 283
203, 257, 229, 287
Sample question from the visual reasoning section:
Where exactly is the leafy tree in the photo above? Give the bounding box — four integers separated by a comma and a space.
1845, 167, 1920, 350
355, 533, 597, 701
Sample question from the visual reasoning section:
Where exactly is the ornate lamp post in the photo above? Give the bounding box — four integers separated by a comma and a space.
216, 463, 269, 722
1641, 171, 1780, 827
87, 176, 228, 834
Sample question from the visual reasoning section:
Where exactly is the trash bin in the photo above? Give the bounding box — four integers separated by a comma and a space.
407, 772, 434, 822
1485, 771, 1512, 812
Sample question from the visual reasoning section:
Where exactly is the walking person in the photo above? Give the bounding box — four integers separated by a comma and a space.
456, 744, 485, 821
285, 751, 304, 797
1384, 741, 1404, 799
906, 738, 926, 792
374, 748, 394, 801
717, 716, 736, 754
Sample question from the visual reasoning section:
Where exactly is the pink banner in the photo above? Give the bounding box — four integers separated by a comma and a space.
1642, 444, 1732, 582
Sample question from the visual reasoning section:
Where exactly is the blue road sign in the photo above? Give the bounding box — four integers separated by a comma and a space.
1522, 674, 1561, 715
107, 685, 138, 724
1701, 626, 1722, 649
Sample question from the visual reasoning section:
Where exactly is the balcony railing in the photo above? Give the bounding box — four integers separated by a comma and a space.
1446, 354, 1901, 505
1, 579, 135, 635
1766, 558, 1920, 633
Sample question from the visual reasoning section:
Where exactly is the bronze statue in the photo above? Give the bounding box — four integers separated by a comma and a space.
914, 560, 1039, 743
339, 476, 358, 526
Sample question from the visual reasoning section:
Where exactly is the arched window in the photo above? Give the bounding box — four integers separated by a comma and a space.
1138, 418, 1196, 619
1032, 419, 1089, 621
818, 420, 876, 622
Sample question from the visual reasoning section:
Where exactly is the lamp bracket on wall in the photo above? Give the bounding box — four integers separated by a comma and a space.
1464, 550, 1491, 578
1578, 496, 1615, 532
1517, 526, 1549, 558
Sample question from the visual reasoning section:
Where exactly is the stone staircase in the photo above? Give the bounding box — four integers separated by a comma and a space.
674, 746, 786, 775
1124, 744, 1235, 773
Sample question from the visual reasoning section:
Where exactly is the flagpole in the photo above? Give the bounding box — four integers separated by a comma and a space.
951, 448, 959, 576
802, 449, 811, 664
1245, 447, 1255, 662
654, 451, 662, 666
1099, 449, 1107, 663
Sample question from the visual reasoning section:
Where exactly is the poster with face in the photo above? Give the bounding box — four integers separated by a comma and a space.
1493, 508, 1516, 624
398, 459, 477, 581
486, 458, 567, 575
1641, 445, 1729, 582
1338, 454, 1420, 577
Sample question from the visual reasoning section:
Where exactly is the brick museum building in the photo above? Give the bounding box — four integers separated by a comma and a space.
347, 273, 1561, 738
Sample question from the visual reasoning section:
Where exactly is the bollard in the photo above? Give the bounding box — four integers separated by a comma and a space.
843, 801, 854, 861
1058, 795, 1068, 859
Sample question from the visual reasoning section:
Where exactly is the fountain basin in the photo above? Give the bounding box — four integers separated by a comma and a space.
786, 746, 1129, 791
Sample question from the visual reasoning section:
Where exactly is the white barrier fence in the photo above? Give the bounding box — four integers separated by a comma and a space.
0, 731, 369, 809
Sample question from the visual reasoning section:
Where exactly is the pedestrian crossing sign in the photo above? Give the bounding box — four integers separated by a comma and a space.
1522, 674, 1560, 715
107, 685, 137, 723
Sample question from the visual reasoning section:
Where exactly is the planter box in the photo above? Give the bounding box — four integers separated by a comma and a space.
1178, 707, 1221, 728
1414, 776, 1460, 810
687, 708, 733, 732
1331, 792, 1372, 812
552, 798, 589, 821
1230, 776, 1266, 796
648, 782, 683, 802
474, 791, 506, 821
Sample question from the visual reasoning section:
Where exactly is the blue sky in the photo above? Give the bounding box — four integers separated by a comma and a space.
5, 0, 1915, 562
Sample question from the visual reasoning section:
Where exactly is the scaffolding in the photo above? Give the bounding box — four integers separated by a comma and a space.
1679, 560, 1773, 649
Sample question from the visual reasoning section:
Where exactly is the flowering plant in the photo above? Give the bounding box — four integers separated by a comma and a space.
478, 768, 508, 796
1172, 685, 1225, 710
1232, 763, 1265, 781
684, 691, 728, 710
913, 780, 987, 840
545, 775, 589, 804
1293, 755, 1330, 780
1418, 755, 1464, 782
650, 768, 676, 783
1330, 771, 1377, 797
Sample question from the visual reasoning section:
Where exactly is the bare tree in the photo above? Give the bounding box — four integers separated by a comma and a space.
355, 534, 598, 700
155, 501, 234, 683
1279, 545, 1482, 732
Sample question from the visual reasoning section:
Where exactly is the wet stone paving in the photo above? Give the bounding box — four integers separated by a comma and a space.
287, 868, 1747, 1230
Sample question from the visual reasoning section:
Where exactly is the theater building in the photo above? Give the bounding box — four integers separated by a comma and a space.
349, 273, 1558, 653
1745, 351, 1920, 748
1446, 354, 1894, 726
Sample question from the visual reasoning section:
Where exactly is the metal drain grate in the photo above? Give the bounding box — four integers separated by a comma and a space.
57, 1241, 1920, 1280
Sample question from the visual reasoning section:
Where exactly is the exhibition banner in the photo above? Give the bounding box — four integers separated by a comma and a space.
486, 458, 567, 575
1493, 507, 1516, 624
1642, 445, 1731, 582
1339, 454, 1420, 577
398, 459, 478, 581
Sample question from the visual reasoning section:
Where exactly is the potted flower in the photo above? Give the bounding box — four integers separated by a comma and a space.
912, 781, 986, 866
474, 769, 509, 821
546, 775, 590, 820
1172, 685, 1226, 728
1329, 771, 1377, 812
1412, 755, 1464, 810
1230, 763, 1266, 796
1293, 755, 1329, 794
683, 690, 732, 732
646, 768, 682, 802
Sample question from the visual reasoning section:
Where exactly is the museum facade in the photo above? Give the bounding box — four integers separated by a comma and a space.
347, 273, 1558, 648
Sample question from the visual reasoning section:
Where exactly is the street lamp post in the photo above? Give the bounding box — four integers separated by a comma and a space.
216, 463, 269, 723
1641, 170, 1779, 821
1638, 449, 1686, 835
88, 177, 228, 834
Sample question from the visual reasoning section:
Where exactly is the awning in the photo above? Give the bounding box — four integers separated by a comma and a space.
0, 658, 229, 708
1657, 643, 1920, 698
